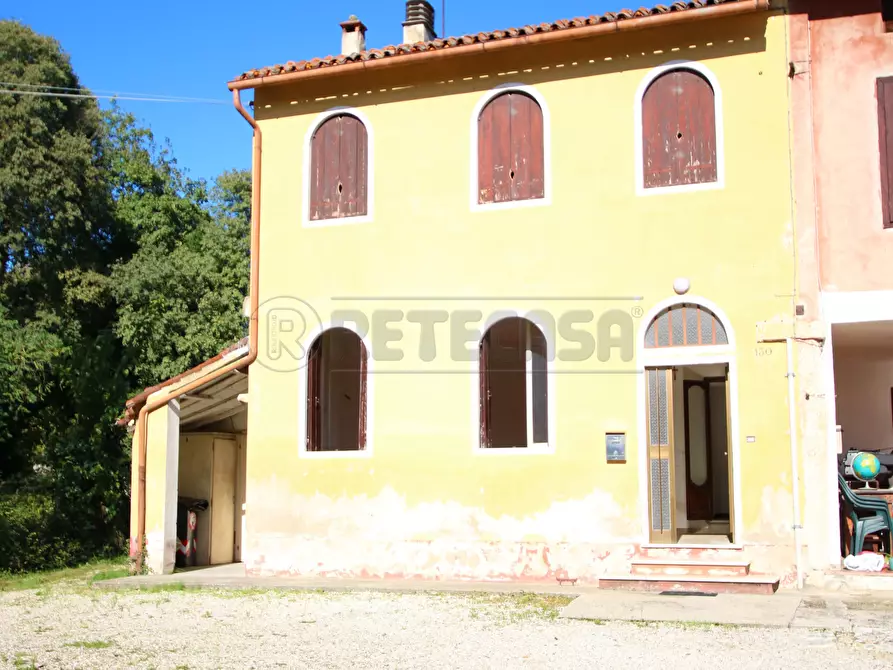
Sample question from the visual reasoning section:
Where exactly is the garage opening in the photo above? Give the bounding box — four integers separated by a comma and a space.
176, 370, 248, 567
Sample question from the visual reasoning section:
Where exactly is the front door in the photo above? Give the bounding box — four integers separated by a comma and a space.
725, 371, 735, 539
646, 368, 677, 543
683, 380, 713, 522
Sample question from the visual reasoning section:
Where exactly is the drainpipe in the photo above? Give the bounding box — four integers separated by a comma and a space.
134, 89, 262, 573
786, 337, 804, 589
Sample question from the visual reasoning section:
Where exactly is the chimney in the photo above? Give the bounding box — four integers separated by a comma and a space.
403, 0, 436, 44
340, 15, 367, 55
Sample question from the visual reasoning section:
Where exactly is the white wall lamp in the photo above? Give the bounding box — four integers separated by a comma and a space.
673, 278, 691, 295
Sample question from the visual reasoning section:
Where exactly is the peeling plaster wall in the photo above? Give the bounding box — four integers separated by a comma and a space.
237, 13, 800, 581
243, 483, 636, 581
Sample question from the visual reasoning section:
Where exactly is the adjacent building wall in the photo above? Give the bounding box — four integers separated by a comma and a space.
792, 1, 893, 295
790, 1, 893, 571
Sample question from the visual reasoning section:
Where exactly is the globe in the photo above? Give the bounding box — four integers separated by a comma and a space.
852, 452, 881, 485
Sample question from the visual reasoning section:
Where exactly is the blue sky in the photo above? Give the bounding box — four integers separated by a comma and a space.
7, 1, 617, 182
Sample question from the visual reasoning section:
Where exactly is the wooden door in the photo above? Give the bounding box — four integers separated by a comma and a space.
683, 381, 713, 522
210, 438, 237, 565
647, 368, 677, 543
725, 371, 735, 541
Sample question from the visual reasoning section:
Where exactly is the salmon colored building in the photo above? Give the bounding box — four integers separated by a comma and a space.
789, 0, 893, 581
125, 0, 813, 593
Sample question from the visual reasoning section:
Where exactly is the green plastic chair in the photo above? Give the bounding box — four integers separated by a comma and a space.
838, 473, 893, 555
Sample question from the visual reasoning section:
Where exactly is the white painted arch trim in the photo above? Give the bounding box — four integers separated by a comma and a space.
469, 83, 553, 213
301, 106, 375, 228
633, 60, 725, 197
470, 311, 558, 455
635, 295, 742, 543
297, 320, 375, 459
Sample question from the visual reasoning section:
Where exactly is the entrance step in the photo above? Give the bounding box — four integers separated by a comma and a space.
599, 544, 779, 595
638, 544, 744, 559
598, 573, 780, 595
630, 558, 751, 577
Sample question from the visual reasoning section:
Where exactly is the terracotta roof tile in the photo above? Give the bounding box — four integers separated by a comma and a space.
231, 1, 749, 84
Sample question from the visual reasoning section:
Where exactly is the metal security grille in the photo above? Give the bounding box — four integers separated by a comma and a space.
644, 304, 728, 349
647, 368, 673, 537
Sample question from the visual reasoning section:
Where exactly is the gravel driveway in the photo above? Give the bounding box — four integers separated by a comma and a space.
1, 587, 891, 669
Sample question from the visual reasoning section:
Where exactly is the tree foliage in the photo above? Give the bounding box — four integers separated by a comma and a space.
0, 20, 250, 571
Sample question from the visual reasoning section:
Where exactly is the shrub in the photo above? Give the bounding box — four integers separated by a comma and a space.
0, 492, 85, 573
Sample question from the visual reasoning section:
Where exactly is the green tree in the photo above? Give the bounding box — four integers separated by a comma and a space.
108, 111, 250, 382
0, 20, 250, 572
0, 21, 133, 567
0, 20, 116, 321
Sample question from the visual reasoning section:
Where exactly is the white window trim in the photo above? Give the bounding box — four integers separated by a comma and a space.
471, 311, 557, 455
633, 60, 725, 197
635, 295, 741, 543
302, 106, 375, 228
469, 83, 553, 213
297, 320, 374, 459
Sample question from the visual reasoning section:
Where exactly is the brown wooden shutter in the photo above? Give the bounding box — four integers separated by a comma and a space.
878, 77, 893, 228
309, 115, 369, 220
306, 341, 321, 451
358, 339, 368, 451
479, 332, 491, 448
643, 70, 717, 188
478, 92, 545, 204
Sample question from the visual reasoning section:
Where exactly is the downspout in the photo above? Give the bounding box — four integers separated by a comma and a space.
134, 89, 262, 573
781, 3, 804, 591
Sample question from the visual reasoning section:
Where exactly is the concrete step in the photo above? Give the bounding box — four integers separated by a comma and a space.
598, 573, 780, 596
630, 558, 751, 577
638, 544, 745, 560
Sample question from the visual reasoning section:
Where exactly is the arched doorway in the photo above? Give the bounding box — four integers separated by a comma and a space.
639, 301, 737, 545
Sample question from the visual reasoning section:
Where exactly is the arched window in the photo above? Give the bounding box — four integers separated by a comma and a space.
306, 328, 368, 451
479, 317, 548, 448
644, 303, 728, 349
477, 92, 545, 205
642, 69, 717, 189
308, 114, 368, 221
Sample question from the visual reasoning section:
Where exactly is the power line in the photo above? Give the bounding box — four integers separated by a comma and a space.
0, 81, 226, 103
0, 88, 228, 105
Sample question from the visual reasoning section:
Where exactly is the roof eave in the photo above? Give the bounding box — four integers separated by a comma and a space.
116, 338, 250, 427
227, 0, 772, 92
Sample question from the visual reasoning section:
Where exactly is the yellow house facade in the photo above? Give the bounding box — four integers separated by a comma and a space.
127, 1, 814, 590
